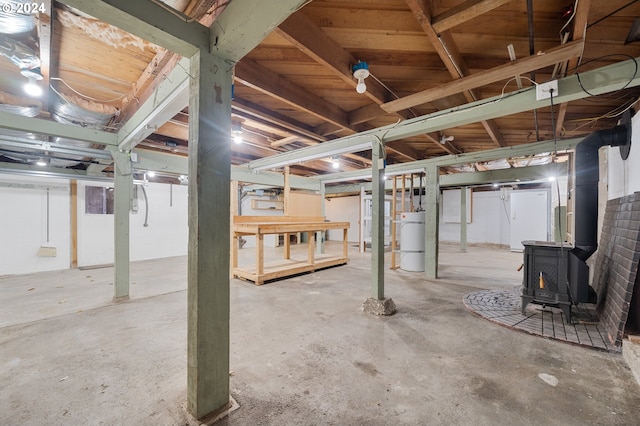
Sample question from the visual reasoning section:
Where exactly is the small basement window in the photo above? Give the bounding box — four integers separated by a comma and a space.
85, 186, 114, 214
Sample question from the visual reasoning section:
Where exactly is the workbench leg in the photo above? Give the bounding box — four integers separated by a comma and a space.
257, 233, 264, 277
343, 228, 348, 259
308, 232, 315, 267
231, 233, 238, 277
284, 233, 290, 259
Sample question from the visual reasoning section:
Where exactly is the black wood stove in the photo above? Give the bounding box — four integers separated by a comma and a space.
521, 121, 632, 322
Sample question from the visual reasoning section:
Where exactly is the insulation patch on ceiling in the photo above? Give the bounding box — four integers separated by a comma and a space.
56, 9, 160, 53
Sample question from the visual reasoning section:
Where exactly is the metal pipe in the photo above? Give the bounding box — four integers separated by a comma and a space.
141, 185, 149, 227
526, 0, 541, 141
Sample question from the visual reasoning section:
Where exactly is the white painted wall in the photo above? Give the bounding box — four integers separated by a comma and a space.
439, 189, 511, 247
77, 180, 189, 267
0, 174, 71, 275
325, 195, 359, 242
238, 192, 283, 248
608, 112, 640, 199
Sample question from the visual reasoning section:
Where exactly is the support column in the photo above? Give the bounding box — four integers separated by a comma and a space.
316, 181, 325, 255
362, 139, 396, 315
424, 165, 440, 279
113, 150, 132, 301
460, 187, 468, 252
187, 50, 232, 420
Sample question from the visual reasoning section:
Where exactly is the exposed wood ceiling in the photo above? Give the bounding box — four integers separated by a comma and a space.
1, 0, 640, 178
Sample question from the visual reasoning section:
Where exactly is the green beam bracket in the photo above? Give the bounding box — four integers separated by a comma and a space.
117, 57, 191, 152
211, 0, 309, 62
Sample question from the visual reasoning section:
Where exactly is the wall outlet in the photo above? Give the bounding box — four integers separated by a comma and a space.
536, 80, 558, 101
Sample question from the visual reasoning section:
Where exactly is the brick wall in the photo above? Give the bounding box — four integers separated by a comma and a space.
591, 192, 640, 347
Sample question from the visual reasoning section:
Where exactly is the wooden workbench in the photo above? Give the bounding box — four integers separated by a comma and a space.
232, 218, 350, 285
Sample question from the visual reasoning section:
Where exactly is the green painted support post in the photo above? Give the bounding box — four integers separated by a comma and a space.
187, 50, 231, 419
317, 181, 326, 255
371, 141, 385, 299
113, 150, 131, 300
424, 165, 439, 279
460, 187, 467, 252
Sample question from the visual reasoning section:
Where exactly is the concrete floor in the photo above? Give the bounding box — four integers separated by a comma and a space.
1, 243, 639, 425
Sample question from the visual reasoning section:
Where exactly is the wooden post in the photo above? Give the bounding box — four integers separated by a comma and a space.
256, 233, 264, 276
284, 233, 291, 259
307, 231, 315, 266
343, 227, 348, 259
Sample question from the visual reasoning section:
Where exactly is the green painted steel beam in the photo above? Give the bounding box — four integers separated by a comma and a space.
211, 0, 309, 61
325, 163, 569, 194
58, 0, 208, 56
132, 149, 319, 190
0, 111, 117, 145
321, 137, 580, 185
251, 57, 639, 171
118, 58, 190, 152
439, 163, 568, 187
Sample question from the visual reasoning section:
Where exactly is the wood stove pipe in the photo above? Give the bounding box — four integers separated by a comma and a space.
569, 123, 631, 303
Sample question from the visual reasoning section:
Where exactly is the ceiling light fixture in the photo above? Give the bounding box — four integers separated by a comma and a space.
36, 158, 47, 166
232, 121, 243, 144
331, 156, 340, 169
146, 170, 156, 178
440, 134, 454, 144
352, 61, 370, 94
24, 77, 43, 97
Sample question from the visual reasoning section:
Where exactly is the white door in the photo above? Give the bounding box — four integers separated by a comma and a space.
510, 190, 549, 251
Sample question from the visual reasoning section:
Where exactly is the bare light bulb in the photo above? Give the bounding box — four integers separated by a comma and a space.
548, 176, 556, 182
24, 78, 42, 97
147, 170, 156, 178
332, 160, 340, 169
352, 64, 370, 95
233, 134, 243, 144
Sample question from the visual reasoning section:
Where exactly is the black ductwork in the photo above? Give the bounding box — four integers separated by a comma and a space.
522, 118, 632, 321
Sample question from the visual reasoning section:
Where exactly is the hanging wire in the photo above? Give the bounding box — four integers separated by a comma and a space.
50, 77, 126, 103
573, 54, 638, 97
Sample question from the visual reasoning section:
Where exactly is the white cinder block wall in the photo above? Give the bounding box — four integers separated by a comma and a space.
324, 195, 359, 242
77, 180, 189, 267
439, 189, 511, 247
1, 175, 189, 275
0, 174, 71, 274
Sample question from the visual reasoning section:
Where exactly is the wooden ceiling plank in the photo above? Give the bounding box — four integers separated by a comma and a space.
432, 0, 515, 34
232, 97, 327, 142
275, 11, 419, 160
275, 12, 391, 104
406, 1, 502, 148
118, 50, 180, 125
381, 40, 585, 113
235, 58, 352, 130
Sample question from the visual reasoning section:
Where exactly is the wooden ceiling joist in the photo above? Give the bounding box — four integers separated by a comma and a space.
382, 40, 585, 113
431, 0, 516, 34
